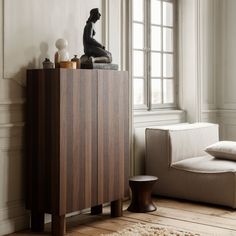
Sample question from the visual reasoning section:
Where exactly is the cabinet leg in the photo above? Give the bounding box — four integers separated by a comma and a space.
111, 199, 123, 217
52, 214, 66, 236
91, 204, 103, 215
31, 211, 44, 232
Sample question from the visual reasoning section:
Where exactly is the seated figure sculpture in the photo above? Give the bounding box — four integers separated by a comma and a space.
81, 8, 112, 65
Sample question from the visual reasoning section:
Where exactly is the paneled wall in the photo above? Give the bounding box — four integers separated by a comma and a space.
0, 84, 27, 234
200, 0, 218, 112
0, 1, 27, 231
217, 0, 236, 141
179, 0, 236, 140
0, 0, 125, 234
200, 0, 219, 123
178, 0, 219, 124
178, 0, 200, 122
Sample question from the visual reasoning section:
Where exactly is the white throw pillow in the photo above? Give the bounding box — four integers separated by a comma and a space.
205, 141, 236, 161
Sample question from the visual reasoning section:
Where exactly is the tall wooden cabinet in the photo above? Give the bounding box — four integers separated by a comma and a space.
26, 69, 130, 236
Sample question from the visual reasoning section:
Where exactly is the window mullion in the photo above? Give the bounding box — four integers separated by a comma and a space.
143, 0, 148, 109
146, 0, 151, 110
173, 0, 178, 107
161, 0, 164, 104
144, 0, 147, 108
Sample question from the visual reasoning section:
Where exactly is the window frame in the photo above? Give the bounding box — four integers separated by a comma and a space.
131, 0, 178, 111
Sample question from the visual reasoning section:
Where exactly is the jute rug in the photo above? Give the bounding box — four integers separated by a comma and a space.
100, 223, 200, 236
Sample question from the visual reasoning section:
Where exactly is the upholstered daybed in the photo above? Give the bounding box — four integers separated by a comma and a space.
146, 123, 236, 208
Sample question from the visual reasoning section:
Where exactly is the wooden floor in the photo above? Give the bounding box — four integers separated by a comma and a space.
10, 197, 236, 236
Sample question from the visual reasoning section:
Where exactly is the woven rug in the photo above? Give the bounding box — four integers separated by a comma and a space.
100, 223, 200, 236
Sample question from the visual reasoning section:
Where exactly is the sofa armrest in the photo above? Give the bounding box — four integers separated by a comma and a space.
169, 123, 219, 163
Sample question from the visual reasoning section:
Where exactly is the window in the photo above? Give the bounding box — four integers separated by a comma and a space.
132, 0, 177, 110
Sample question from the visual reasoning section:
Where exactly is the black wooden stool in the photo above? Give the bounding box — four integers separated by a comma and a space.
127, 175, 158, 213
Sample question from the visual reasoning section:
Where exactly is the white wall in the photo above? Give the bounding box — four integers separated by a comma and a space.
0, 0, 125, 234
4, 0, 102, 85
217, 0, 236, 141
179, 0, 236, 140
0, 1, 28, 233
178, 0, 219, 124
178, 0, 200, 122
199, 0, 219, 123
192, 0, 236, 140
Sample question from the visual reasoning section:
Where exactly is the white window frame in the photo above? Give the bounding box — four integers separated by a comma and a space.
131, 0, 178, 111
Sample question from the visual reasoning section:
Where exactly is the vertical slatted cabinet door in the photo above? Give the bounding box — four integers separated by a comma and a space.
27, 69, 60, 214
26, 70, 39, 210
44, 69, 61, 213
59, 69, 98, 214
97, 70, 129, 204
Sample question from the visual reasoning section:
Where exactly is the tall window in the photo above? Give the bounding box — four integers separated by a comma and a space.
132, 0, 177, 110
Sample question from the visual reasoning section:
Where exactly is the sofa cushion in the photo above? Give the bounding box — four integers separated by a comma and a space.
205, 141, 236, 161
172, 155, 236, 173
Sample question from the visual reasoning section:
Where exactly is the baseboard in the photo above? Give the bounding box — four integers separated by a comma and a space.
0, 214, 29, 236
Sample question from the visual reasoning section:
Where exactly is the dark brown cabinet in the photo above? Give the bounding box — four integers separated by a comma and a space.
26, 69, 130, 235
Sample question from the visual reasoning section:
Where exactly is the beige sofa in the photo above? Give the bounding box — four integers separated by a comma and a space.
145, 123, 236, 208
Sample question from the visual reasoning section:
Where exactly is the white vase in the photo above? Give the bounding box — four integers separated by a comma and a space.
55, 38, 70, 63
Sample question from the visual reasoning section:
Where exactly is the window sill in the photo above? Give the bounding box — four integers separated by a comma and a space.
133, 109, 186, 128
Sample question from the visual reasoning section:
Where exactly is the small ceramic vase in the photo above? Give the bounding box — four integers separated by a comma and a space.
43, 58, 54, 69
60, 61, 76, 69
71, 55, 80, 69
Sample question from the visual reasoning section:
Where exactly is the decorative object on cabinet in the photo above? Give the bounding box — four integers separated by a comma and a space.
54, 38, 70, 68
26, 69, 130, 236
42, 58, 54, 69
80, 8, 118, 70
71, 55, 81, 69
59, 61, 76, 69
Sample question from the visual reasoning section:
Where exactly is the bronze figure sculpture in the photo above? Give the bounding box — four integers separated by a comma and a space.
82, 8, 112, 64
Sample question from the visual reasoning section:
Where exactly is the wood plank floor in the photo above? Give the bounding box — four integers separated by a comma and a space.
10, 197, 236, 236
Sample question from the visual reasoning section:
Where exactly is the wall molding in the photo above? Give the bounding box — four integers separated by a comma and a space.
0, 0, 3, 80
179, 0, 219, 122
219, 0, 226, 109
120, 0, 129, 71
0, 125, 24, 151
218, 109, 236, 119
200, 0, 217, 111
201, 109, 218, 123
212, 0, 217, 108
0, 214, 29, 236
218, 123, 236, 141
0, 102, 24, 125
218, 0, 236, 109
0, 123, 24, 137
0, 194, 28, 235
0, 201, 27, 221
210, 109, 236, 140
196, 0, 201, 122
178, 0, 201, 122
102, 0, 109, 50
133, 110, 186, 128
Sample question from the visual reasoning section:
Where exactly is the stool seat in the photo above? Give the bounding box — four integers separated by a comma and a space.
129, 175, 158, 182
127, 175, 158, 213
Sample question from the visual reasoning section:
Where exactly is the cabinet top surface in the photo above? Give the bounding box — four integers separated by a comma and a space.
27, 68, 127, 72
